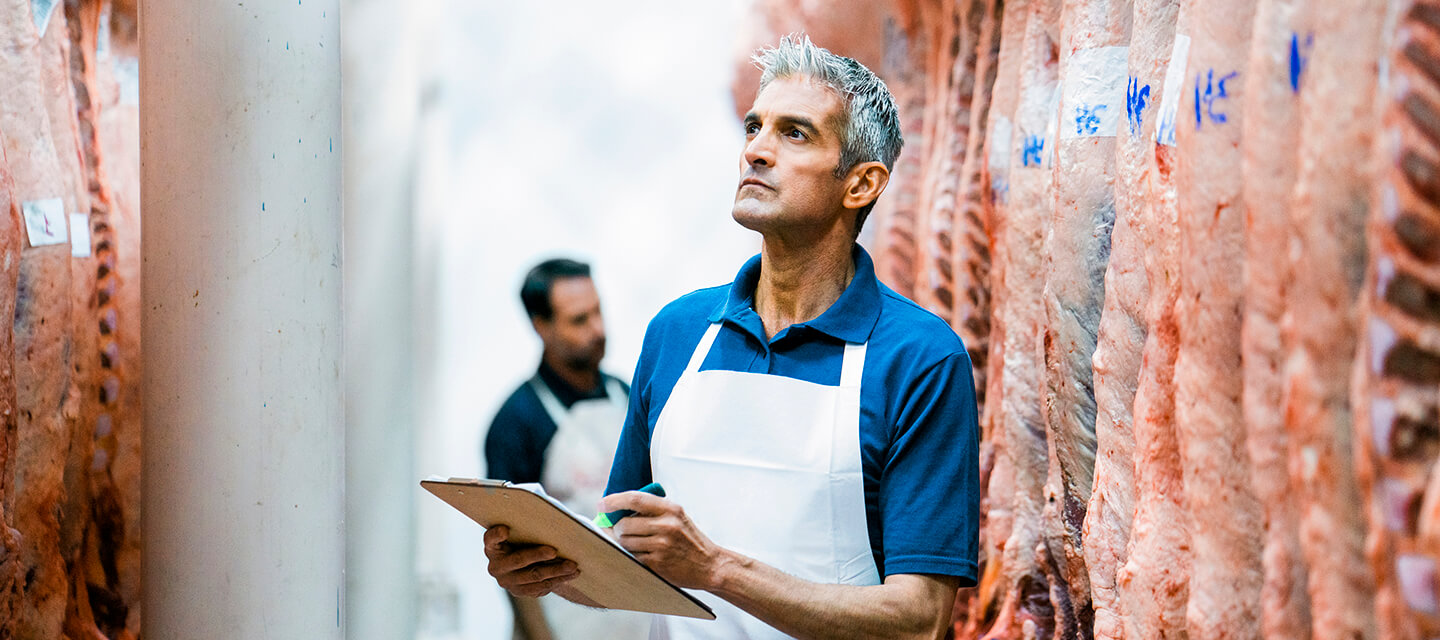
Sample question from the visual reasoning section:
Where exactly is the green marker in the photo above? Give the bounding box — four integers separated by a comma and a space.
594, 482, 665, 528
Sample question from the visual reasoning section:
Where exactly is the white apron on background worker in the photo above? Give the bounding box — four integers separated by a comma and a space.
532, 375, 652, 640
648, 323, 880, 640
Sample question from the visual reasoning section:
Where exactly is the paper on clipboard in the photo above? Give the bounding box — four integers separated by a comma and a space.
505, 481, 616, 539
420, 477, 715, 620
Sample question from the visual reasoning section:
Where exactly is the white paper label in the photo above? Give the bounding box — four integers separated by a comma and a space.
97, 2, 111, 59
1156, 34, 1192, 147
988, 116, 1013, 203
31, 0, 57, 37
70, 213, 91, 257
1061, 46, 1129, 139
989, 116, 1013, 172
1018, 79, 1060, 169
22, 198, 67, 248
115, 57, 139, 106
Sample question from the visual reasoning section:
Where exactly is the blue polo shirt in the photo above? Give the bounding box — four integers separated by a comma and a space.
605, 245, 979, 584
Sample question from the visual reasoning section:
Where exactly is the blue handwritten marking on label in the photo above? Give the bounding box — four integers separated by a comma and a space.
1194, 69, 1240, 129
1157, 110, 1177, 146
1126, 77, 1151, 137
1022, 135, 1046, 167
1074, 103, 1108, 136
1289, 32, 1314, 93
1194, 82, 1202, 130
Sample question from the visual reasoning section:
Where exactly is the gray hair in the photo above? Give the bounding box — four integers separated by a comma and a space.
752, 34, 904, 176
751, 35, 903, 231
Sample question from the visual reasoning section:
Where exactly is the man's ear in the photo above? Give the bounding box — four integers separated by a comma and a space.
531, 316, 550, 339
842, 161, 890, 211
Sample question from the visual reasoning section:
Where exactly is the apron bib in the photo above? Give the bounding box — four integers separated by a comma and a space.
533, 376, 650, 639
649, 323, 880, 640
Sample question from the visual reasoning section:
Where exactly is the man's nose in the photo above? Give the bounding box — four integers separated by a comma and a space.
589, 312, 606, 340
743, 132, 774, 167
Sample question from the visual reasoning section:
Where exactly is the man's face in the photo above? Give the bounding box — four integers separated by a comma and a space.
534, 276, 606, 372
732, 76, 849, 234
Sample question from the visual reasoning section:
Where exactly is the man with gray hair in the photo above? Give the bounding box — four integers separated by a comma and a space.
485, 35, 979, 639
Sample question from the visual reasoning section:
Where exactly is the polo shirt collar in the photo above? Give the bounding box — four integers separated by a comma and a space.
707, 244, 883, 344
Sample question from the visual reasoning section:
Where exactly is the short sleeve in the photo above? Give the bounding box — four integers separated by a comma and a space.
483, 387, 549, 484
879, 351, 980, 584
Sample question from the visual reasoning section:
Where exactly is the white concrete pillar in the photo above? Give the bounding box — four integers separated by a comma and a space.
342, 1, 425, 638
140, 1, 344, 638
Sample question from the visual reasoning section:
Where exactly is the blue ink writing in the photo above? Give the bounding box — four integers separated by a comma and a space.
1074, 103, 1107, 136
1194, 80, 1202, 130
1289, 32, 1314, 93
1126, 77, 1151, 137
1022, 135, 1046, 167
1157, 109, 1177, 146
1194, 69, 1240, 129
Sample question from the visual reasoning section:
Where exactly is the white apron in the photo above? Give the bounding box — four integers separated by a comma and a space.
649, 323, 881, 640
533, 375, 651, 640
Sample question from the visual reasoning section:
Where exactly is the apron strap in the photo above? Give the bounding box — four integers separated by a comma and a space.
528, 376, 568, 426
602, 376, 627, 408
839, 342, 867, 389
531, 374, 628, 424
684, 323, 724, 375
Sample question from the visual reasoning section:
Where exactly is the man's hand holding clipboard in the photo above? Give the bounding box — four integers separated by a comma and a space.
484, 524, 583, 599
421, 477, 714, 620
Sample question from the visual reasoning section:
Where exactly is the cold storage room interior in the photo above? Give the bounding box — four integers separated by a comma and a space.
0, 0, 1436, 638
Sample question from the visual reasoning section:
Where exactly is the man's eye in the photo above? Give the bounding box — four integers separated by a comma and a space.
786, 128, 806, 140
745, 122, 760, 135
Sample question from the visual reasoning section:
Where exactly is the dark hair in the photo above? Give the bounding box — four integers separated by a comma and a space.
520, 258, 592, 320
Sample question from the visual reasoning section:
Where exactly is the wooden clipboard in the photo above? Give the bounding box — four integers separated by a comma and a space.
420, 477, 715, 620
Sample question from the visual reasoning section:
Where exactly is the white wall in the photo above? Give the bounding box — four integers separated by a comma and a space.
408, 2, 758, 638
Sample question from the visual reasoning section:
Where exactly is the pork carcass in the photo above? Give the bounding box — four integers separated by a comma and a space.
1237, 0, 1314, 637
967, 0, 1028, 634
1083, 1, 1178, 638
1113, 3, 1192, 638
94, 37, 143, 640
0, 0, 84, 635
912, 0, 965, 325
1041, 1, 1133, 635
951, 2, 1005, 636
911, 0, 958, 271
1356, 2, 1440, 639
1281, 0, 1389, 638
61, 1, 142, 636
1171, 0, 1265, 635
0, 125, 23, 640
874, 1, 940, 298
950, 0, 1001, 411
985, 0, 1062, 637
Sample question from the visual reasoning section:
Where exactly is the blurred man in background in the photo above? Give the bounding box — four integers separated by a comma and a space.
483, 258, 647, 639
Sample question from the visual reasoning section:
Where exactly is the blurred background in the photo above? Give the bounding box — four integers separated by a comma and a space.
345, 2, 759, 637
